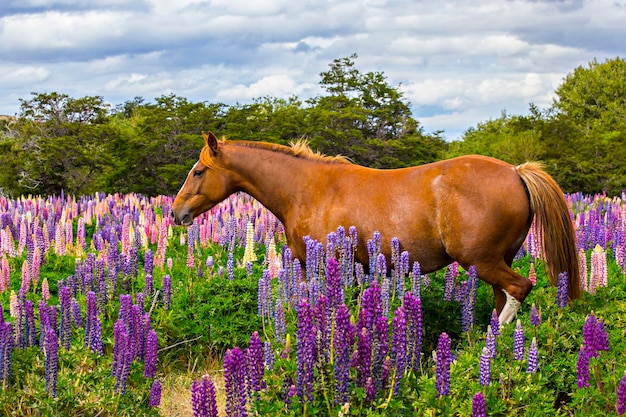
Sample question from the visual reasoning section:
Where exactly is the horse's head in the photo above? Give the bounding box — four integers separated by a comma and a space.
171, 132, 233, 226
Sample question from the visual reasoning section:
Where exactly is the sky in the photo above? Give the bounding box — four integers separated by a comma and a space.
0, 0, 624, 140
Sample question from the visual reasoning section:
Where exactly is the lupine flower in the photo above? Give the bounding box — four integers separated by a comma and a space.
296, 299, 315, 403
486, 325, 497, 358
162, 275, 172, 309
144, 329, 158, 378
333, 303, 353, 404
227, 251, 235, 280
528, 262, 536, 286
617, 370, 626, 415
71, 297, 83, 328
113, 319, 132, 394
576, 344, 590, 388
472, 392, 487, 417
355, 327, 372, 389
246, 331, 264, 393
24, 299, 37, 347
479, 346, 491, 386
530, 303, 541, 327
44, 326, 58, 397
191, 375, 218, 417
149, 379, 162, 408
274, 297, 286, 344
490, 309, 500, 336
41, 277, 50, 301
224, 347, 248, 417
435, 332, 451, 397
58, 286, 71, 350
578, 248, 588, 292
391, 306, 407, 394
513, 319, 525, 361
404, 291, 423, 372
443, 263, 457, 301
264, 341, 274, 371
556, 272, 568, 308
590, 244, 607, 294
1, 322, 14, 387
326, 257, 343, 310
527, 337, 539, 373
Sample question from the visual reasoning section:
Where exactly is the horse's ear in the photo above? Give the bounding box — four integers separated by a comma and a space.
203, 132, 219, 154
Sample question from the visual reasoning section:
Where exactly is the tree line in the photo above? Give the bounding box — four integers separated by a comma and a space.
1, 55, 624, 198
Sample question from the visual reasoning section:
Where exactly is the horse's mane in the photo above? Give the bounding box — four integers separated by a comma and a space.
202, 138, 350, 165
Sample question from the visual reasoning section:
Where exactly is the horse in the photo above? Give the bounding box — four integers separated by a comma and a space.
171, 132, 580, 324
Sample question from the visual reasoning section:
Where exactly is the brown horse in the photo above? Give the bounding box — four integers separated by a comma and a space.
172, 132, 580, 324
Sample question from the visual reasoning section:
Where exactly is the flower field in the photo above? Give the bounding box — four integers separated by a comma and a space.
0, 191, 625, 416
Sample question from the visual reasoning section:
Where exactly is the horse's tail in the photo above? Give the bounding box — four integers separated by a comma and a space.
516, 162, 580, 301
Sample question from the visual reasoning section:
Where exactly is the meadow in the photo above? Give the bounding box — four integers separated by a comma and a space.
0, 191, 625, 416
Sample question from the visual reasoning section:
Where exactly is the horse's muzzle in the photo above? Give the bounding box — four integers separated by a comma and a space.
171, 209, 193, 226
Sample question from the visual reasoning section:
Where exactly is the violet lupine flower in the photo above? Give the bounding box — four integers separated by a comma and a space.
162, 275, 172, 310
246, 331, 264, 393
435, 332, 451, 397
326, 257, 343, 310
38, 300, 49, 349
556, 272, 568, 308
191, 375, 218, 417
71, 297, 83, 328
479, 346, 491, 386
530, 303, 541, 327
144, 329, 158, 379
527, 337, 539, 373
381, 277, 391, 317
274, 297, 286, 344
149, 379, 162, 408
113, 319, 132, 394
513, 320, 525, 361
411, 261, 421, 296
264, 341, 274, 371
443, 265, 455, 301
617, 370, 626, 415
355, 327, 372, 389
24, 299, 36, 347
371, 315, 388, 395
472, 392, 487, 417
224, 347, 248, 417
144, 248, 154, 277
333, 304, 353, 404
227, 251, 235, 280
391, 306, 407, 394
365, 377, 375, 401
486, 325, 497, 359
44, 326, 58, 397
576, 344, 591, 388
375, 253, 386, 282
1, 322, 14, 388
296, 299, 315, 403
314, 295, 330, 364
490, 309, 500, 336
59, 285, 71, 351
404, 291, 423, 373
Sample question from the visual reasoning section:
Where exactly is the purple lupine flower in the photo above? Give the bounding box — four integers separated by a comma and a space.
90, 317, 104, 356
391, 306, 407, 394
355, 327, 372, 389
264, 341, 274, 371
333, 303, 353, 404
556, 272, 568, 308
38, 300, 49, 349
527, 337, 539, 373
479, 347, 490, 386
59, 285, 71, 351
113, 319, 132, 394
224, 347, 248, 417
411, 261, 421, 296
513, 319, 525, 361
530, 303, 541, 327
247, 331, 264, 393
486, 325, 497, 359
192, 375, 218, 417
227, 251, 235, 280
145, 274, 154, 300
44, 326, 58, 397
593, 319, 610, 353
472, 392, 487, 417
582, 313, 598, 356
371, 315, 388, 395
404, 291, 423, 373
71, 297, 83, 328
162, 275, 172, 309
84, 291, 97, 348
490, 309, 500, 336
1, 322, 14, 387
149, 379, 162, 407
443, 265, 456, 301
326, 258, 343, 310
435, 332, 451, 397
296, 299, 315, 403
144, 248, 154, 277
617, 370, 626, 415
375, 253, 386, 282
365, 377, 375, 401
144, 329, 158, 379
257, 275, 268, 318
24, 299, 36, 347
576, 344, 590, 388
314, 295, 330, 364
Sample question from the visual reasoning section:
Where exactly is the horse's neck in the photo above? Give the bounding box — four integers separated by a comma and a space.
222, 143, 319, 223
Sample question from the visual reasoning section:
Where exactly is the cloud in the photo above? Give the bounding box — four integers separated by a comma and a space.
0, 0, 624, 140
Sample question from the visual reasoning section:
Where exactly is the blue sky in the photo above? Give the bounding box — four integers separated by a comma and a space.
1, 0, 624, 140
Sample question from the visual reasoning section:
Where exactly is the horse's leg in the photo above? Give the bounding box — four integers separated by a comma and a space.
476, 261, 532, 325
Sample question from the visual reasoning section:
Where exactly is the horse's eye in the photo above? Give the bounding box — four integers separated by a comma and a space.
193, 170, 204, 178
